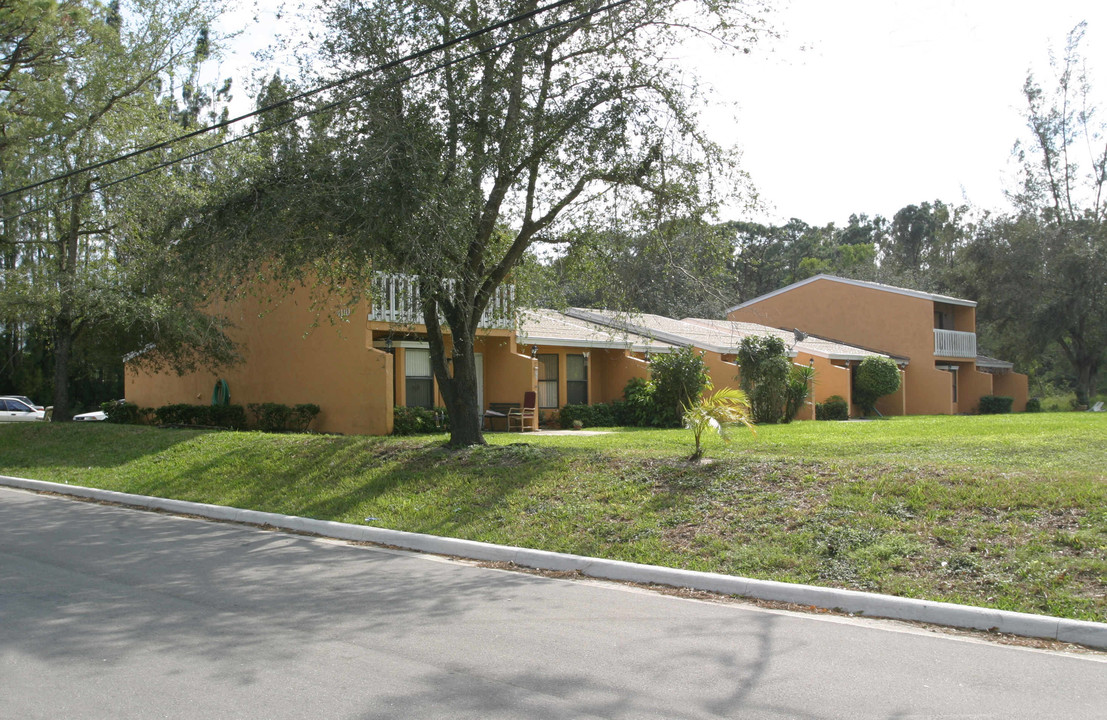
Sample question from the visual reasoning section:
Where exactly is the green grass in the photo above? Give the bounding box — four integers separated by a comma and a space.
2, 414, 1105, 622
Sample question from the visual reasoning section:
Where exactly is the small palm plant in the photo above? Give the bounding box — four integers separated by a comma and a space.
682, 384, 756, 461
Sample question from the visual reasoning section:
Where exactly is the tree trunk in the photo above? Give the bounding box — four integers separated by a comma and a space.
51, 183, 86, 422
422, 288, 486, 447
1075, 362, 1099, 407
52, 317, 73, 421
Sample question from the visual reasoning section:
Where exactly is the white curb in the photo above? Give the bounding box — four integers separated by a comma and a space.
3, 474, 1105, 651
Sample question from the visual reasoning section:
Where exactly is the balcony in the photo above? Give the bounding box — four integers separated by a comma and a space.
368, 272, 515, 329
934, 329, 976, 358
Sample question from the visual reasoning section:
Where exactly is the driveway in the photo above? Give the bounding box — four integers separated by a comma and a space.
1, 485, 1103, 719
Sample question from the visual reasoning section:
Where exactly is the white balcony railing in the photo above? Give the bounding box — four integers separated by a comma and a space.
368, 272, 514, 329
934, 329, 976, 358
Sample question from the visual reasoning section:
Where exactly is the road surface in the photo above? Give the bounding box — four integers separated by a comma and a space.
1, 486, 1103, 719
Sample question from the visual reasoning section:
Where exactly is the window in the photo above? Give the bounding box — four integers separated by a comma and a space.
405, 349, 434, 408
566, 354, 588, 405
537, 353, 558, 408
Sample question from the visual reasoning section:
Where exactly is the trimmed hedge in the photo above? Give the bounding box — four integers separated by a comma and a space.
392, 406, 448, 435
557, 403, 617, 429
101, 400, 145, 424
815, 395, 850, 421
979, 395, 1014, 414
154, 403, 247, 429
1025, 397, 1042, 413
151, 402, 316, 431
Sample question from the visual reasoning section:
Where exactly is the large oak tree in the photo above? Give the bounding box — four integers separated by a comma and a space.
201, 0, 772, 446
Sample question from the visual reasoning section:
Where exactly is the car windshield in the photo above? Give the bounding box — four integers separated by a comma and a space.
2, 395, 34, 406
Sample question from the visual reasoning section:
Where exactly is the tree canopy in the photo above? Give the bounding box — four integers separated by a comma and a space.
0, 0, 238, 417
193, 0, 774, 445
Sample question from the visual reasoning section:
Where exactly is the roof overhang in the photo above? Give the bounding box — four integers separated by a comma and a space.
566, 308, 797, 358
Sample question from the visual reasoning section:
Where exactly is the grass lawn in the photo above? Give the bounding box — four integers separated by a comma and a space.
2, 413, 1105, 622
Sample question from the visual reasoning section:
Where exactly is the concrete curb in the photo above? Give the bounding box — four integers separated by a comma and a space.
4, 473, 1106, 651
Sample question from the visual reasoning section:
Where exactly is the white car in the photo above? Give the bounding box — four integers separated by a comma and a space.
0, 396, 47, 422
73, 409, 108, 421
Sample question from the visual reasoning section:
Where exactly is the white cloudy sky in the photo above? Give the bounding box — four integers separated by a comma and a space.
700, 0, 1107, 225
215, 0, 1107, 228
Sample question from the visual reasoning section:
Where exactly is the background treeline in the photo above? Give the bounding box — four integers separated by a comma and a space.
522, 195, 1105, 404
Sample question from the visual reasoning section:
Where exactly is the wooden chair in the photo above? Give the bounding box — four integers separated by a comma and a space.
508, 391, 537, 432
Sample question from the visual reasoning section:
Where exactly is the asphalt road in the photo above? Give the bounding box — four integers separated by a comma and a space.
1, 486, 1104, 719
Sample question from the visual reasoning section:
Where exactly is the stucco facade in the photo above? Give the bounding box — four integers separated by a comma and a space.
726, 275, 1028, 415
126, 276, 942, 435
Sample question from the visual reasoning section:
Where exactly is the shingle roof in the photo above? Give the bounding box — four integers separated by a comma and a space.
516, 309, 675, 351
683, 318, 888, 361
565, 308, 887, 361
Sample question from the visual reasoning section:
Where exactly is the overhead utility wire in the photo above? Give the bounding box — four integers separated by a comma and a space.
0, 0, 585, 201
3, 0, 634, 224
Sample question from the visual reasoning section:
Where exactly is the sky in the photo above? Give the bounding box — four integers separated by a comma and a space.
214, 0, 1107, 228
699, 0, 1107, 226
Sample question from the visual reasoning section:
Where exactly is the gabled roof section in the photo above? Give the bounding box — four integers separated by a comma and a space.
516, 309, 675, 352
975, 354, 1015, 371
682, 318, 890, 361
726, 274, 976, 314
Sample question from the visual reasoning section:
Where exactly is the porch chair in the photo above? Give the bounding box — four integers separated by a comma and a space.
1092, 401, 1104, 412
508, 391, 537, 432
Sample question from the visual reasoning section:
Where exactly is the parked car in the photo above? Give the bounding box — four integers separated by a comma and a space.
2, 394, 43, 411
0, 396, 47, 422
73, 409, 108, 422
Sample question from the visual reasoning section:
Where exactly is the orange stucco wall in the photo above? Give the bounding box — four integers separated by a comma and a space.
992, 371, 1030, 412
594, 349, 650, 403
795, 353, 854, 419
728, 278, 991, 415
956, 364, 995, 414
126, 283, 394, 435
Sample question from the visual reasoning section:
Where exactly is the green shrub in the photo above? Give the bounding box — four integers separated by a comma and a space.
154, 403, 193, 425
736, 335, 791, 424
207, 404, 247, 429
649, 347, 710, 428
1025, 397, 1042, 413
292, 403, 321, 431
102, 400, 143, 424
249, 403, 293, 432
783, 364, 816, 423
392, 406, 443, 435
816, 395, 850, 421
853, 356, 901, 415
154, 403, 246, 429
557, 403, 616, 428
622, 377, 658, 427
609, 399, 634, 426
979, 395, 1014, 414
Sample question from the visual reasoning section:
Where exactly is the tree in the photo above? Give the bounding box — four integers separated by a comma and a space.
682, 384, 753, 461
649, 346, 710, 428
852, 356, 900, 415
735, 335, 790, 424
200, 0, 771, 446
520, 218, 739, 319
0, 0, 237, 419
963, 23, 1107, 404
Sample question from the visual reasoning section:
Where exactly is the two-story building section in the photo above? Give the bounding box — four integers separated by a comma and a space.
726, 275, 1028, 415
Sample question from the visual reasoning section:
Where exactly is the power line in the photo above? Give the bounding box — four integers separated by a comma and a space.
0, 0, 585, 202
2, 0, 633, 222
3, 0, 634, 224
